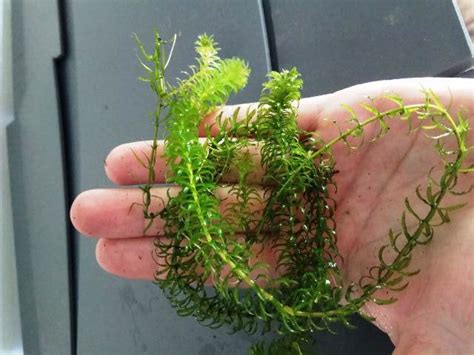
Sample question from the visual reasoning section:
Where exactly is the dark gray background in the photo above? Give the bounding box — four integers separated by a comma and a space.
9, 0, 473, 354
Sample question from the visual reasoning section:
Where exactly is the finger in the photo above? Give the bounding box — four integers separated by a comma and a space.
200, 78, 474, 139
96, 237, 156, 280
321, 78, 474, 111
105, 139, 263, 186
310, 78, 474, 142
70, 185, 264, 239
198, 96, 331, 136
104, 140, 166, 186
71, 187, 173, 238
96, 236, 279, 282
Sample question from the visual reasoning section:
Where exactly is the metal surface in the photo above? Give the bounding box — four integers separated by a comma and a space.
266, 0, 473, 96
9, 0, 72, 354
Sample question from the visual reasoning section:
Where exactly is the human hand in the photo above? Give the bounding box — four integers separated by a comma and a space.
70, 78, 474, 354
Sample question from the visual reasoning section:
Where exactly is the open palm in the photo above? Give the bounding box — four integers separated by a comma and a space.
71, 78, 474, 354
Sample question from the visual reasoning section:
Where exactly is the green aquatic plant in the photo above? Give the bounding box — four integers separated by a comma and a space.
133, 31, 473, 353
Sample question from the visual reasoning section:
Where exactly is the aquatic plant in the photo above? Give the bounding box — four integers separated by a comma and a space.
133, 32, 473, 353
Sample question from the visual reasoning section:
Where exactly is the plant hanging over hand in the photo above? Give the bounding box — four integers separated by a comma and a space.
131, 32, 473, 353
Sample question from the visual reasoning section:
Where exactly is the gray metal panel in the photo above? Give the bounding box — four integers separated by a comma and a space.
62, 1, 270, 354
267, 0, 473, 96
9, 0, 72, 354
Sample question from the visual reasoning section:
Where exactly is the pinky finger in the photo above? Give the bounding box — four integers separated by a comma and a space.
95, 236, 280, 284
96, 237, 156, 281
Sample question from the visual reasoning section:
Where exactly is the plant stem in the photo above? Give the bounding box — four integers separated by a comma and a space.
247, 102, 468, 319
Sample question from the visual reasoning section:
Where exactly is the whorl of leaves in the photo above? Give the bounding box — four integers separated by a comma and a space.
134, 32, 473, 352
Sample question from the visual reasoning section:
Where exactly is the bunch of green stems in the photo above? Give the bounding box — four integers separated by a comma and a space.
133, 32, 472, 353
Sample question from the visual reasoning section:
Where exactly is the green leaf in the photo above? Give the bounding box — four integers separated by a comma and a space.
130, 30, 474, 350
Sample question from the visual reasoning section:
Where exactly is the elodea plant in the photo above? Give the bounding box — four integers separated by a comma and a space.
132, 32, 473, 353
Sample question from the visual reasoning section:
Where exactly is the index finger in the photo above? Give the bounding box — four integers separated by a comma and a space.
198, 94, 331, 137
199, 77, 474, 139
